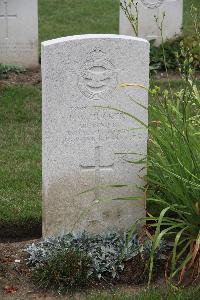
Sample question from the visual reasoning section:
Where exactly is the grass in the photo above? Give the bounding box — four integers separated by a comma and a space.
84, 288, 200, 300
0, 85, 41, 225
38, 0, 200, 43
38, 0, 119, 42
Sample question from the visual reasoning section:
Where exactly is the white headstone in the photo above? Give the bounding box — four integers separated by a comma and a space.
0, 0, 38, 67
42, 34, 149, 237
120, 0, 183, 45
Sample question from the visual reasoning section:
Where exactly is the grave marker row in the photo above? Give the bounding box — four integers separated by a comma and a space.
0, 0, 183, 67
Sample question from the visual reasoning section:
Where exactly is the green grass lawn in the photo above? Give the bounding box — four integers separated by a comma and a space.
0, 86, 41, 226
84, 288, 200, 300
39, 0, 119, 42
39, 0, 200, 43
0, 1, 199, 229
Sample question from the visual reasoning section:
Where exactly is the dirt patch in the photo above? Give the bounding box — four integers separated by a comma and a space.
152, 70, 200, 81
0, 239, 164, 299
0, 220, 42, 241
0, 67, 41, 86
0, 239, 66, 299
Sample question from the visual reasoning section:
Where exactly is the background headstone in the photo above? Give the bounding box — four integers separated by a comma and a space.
0, 0, 38, 67
120, 0, 183, 46
42, 34, 149, 237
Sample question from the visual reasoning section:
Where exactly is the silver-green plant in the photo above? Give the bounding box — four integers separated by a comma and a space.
26, 231, 166, 282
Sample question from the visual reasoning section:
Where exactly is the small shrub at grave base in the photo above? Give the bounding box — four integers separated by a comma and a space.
0, 64, 26, 79
32, 249, 91, 292
150, 36, 200, 73
150, 39, 180, 72
25, 232, 167, 289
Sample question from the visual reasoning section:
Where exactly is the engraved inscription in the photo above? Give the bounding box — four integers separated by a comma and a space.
80, 146, 114, 200
0, 1, 17, 38
141, 0, 164, 9
78, 48, 118, 100
62, 106, 133, 144
0, 44, 35, 54
0, 41, 35, 53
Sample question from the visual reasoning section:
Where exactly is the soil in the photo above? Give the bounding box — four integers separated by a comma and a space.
0, 220, 42, 241
0, 67, 41, 86
0, 239, 165, 299
152, 70, 200, 81
0, 239, 65, 299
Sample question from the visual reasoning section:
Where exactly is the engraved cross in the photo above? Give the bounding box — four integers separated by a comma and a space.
80, 146, 114, 201
0, 1, 17, 38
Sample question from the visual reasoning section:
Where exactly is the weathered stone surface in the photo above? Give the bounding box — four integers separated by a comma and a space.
120, 0, 183, 45
42, 34, 149, 237
0, 0, 38, 67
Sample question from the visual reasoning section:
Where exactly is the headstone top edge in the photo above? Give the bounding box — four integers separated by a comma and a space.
41, 34, 150, 48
